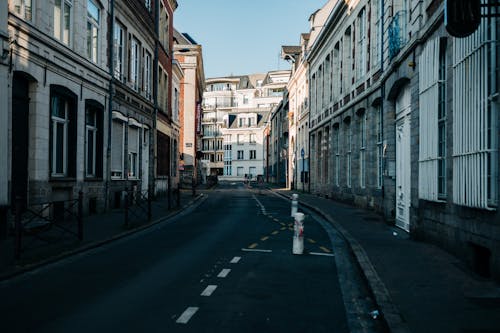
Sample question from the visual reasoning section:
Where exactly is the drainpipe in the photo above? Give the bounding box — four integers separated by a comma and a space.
151, 0, 159, 196
106, 0, 115, 211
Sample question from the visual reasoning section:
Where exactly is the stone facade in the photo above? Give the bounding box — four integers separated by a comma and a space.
5, 0, 180, 216
302, 0, 500, 281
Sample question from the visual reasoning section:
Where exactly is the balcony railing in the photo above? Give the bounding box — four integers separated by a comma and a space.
388, 10, 407, 60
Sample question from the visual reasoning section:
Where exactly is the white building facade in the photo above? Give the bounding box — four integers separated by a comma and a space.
202, 71, 290, 181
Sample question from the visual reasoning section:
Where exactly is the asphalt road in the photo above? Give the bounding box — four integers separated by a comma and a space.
0, 182, 385, 332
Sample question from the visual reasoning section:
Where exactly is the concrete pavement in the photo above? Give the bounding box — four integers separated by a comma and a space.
272, 187, 500, 333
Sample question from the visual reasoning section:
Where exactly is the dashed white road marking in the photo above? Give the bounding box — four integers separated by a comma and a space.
176, 307, 199, 324
230, 256, 241, 264
201, 285, 217, 296
217, 268, 231, 278
241, 248, 272, 253
309, 252, 335, 257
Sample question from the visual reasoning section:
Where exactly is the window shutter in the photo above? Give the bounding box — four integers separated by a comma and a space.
418, 37, 439, 201
111, 120, 123, 173
128, 126, 139, 153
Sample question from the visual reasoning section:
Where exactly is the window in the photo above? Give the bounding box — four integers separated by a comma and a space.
376, 105, 383, 189
419, 38, 447, 201
437, 39, 447, 198
237, 150, 244, 160
250, 133, 256, 144
54, 0, 71, 46
237, 167, 244, 177
343, 28, 352, 92
333, 43, 340, 100
333, 124, 340, 186
85, 107, 97, 177
128, 126, 139, 178
249, 167, 256, 178
144, 51, 152, 100
357, 8, 367, 80
224, 160, 232, 175
359, 111, 366, 188
50, 87, 77, 178
111, 118, 125, 179
345, 119, 352, 188
159, 3, 169, 51
13, 0, 32, 21
145, 0, 151, 11
130, 37, 140, 91
86, 0, 99, 63
239, 118, 245, 127
250, 150, 256, 160
51, 96, 69, 176
372, 0, 383, 68
243, 95, 248, 105
453, 15, 498, 208
173, 88, 179, 122
237, 134, 244, 145
114, 22, 124, 80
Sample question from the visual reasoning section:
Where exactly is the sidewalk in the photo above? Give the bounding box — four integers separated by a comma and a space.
272, 188, 500, 333
0, 189, 205, 281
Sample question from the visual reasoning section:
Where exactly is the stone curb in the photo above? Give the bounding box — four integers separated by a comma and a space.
0, 194, 206, 282
271, 189, 410, 333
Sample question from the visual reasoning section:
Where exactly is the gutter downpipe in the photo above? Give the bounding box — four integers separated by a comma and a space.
151, 0, 159, 196
106, 0, 115, 211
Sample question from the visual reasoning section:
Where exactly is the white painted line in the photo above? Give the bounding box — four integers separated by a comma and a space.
176, 307, 199, 324
309, 252, 335, 257
241, 248, 272, 253
201, 285, 217, 296
230, 256, 241, 264
217, 268, 231, 278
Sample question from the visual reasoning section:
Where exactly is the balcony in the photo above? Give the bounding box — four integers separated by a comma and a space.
388, 10, 408, 60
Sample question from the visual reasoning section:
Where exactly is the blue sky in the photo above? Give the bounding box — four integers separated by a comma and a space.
174, 0, 327, 79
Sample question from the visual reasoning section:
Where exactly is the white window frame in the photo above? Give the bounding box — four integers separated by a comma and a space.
419, 38, 448, 202
144, 50, 152, 100
114, 22, 124, 80
359, 112, 366, 188
87, 0, 99, 63
334, 125, 340, 186
250, 150, 256, 160
357, 7, 367, 80
346, 121, 352, 188
111, 118, 125, 179
85, 108, 97, 178
376, 105, 383, 189
130, 37, 140, 91
54, 0, 72, 46
51, 96, 69, 177
128, 126, 140, 179
453, 13, 498, 209
13, 0, 33, 21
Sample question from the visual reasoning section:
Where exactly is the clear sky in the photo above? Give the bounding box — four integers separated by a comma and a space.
174, 0, 328, 79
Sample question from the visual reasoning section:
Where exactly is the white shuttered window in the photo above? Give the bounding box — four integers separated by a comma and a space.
453, 10, 498, 209
418, 37, 440, 201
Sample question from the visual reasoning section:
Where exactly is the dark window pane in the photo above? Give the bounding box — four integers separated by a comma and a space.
56, 122, 65, 173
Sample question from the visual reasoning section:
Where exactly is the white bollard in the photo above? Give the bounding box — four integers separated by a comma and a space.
291, 193, 299, 217
292, 212, 305, 255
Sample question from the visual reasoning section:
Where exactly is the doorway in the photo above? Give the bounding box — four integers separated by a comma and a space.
395, 87, 411, 232
11, 72, 31, 210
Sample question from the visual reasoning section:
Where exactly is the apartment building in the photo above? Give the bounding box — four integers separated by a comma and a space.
3, 0, 179, 217
202, 71, 290, 181
307, 0, 499, 280
174, 31, 205, 186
